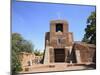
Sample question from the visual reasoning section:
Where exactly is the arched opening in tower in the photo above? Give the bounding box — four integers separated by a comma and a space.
56, 23, 63, 32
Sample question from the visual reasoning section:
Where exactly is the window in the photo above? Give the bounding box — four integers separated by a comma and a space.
58, 38, 61, 44
56, 23, 63, 32
57, 38, 61, 45
27, 61, 31, 66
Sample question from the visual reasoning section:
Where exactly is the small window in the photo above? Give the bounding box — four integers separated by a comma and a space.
57, 38, 61, 45
56, 23, 63, 32
58, 38, 61, 44
27, 61, 31, 66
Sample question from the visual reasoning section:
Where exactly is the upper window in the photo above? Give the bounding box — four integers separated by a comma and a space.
56, 23, 63, 32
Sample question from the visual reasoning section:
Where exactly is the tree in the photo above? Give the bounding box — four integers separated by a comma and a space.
11, 33, 34, 75
12, 33, 33, 53
20, 40, 33, 53
11, 50, 22, 75
34, 49, 43, 56
82, 11, 96, 45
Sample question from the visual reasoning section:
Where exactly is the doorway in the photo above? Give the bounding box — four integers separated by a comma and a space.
54, 48, 65, 62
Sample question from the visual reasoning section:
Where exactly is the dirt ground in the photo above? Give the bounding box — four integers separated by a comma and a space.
18, 63, 95, 74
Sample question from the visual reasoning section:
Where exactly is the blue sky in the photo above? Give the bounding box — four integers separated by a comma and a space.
12, 0, 95, 51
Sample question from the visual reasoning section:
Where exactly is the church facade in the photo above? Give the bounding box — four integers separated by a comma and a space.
44, 20, 96, 65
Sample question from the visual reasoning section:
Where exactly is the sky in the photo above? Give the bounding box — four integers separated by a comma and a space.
12, 0, 95, 51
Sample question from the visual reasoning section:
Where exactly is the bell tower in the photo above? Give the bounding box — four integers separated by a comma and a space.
44, 20, 74, 64
49, 20, 73, 47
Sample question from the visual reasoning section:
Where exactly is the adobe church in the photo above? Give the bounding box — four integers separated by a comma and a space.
44, 20, 96, 64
